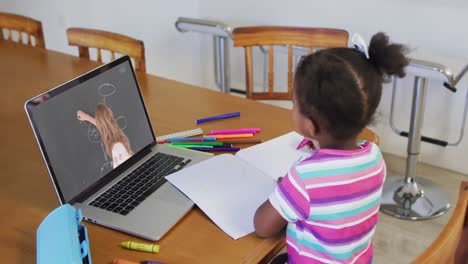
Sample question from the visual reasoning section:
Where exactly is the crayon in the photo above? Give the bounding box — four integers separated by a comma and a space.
113, 259, 139, 264
120, 241, 160, 253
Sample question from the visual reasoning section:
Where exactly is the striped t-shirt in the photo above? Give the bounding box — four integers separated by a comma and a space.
269, 141, 386, 264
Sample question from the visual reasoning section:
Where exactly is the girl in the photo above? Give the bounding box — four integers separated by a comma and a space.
254, 32, 408, 263
77, 102, 134, 169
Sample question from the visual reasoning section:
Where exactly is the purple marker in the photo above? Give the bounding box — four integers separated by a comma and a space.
188, 147, 240, 152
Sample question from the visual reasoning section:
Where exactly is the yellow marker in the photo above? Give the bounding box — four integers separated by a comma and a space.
120, 241, 160, 253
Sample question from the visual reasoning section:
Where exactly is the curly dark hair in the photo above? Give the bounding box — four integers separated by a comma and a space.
294, 32, 409, 140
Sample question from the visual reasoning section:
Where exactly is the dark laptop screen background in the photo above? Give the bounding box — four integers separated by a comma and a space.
29, 60, 154, 202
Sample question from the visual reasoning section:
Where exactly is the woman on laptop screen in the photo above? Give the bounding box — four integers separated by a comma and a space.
77, 102, 134, 168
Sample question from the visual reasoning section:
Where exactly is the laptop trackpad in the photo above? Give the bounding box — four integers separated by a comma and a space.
145, 181, 193, 208
124, 183, 193, 239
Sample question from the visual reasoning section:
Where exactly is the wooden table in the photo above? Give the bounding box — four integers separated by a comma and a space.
0, 41, 289, 263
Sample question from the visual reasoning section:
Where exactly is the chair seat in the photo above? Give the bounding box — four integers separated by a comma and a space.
412, 181, 468, 263
359, 128, 380, 146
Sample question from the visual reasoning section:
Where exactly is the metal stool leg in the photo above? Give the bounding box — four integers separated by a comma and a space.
381, 76, 451, 220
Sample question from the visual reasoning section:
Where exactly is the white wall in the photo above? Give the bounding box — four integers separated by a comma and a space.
2, 0, 468, 175
0, 0, 203, 86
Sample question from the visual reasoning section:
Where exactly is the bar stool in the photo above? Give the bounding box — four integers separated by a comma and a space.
381, 59, 468, 220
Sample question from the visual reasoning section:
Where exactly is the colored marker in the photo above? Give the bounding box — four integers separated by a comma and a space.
195, 112, 240, 124
206, 130, 256, 135
157, 139, 203, 144
188, 147, 240, 152
296, 138, 311, 150
166, 144, 215, 156
222, 139, 264, 144
208, 128, 261, 135
172, 141, 226, 146
209, 133, 254, 139
164, 137, 216, 142
120, 241, 160, 253
171, 144, 214, 148
142, 261, 165, 264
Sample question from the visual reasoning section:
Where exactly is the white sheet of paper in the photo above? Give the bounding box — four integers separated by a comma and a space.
166, 154, 276, 240
236, 131, 314, 180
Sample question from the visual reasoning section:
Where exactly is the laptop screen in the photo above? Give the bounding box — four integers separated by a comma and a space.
26, 57, 155, 203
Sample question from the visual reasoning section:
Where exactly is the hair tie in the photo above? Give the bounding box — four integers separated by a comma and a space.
351, 33, 369, 59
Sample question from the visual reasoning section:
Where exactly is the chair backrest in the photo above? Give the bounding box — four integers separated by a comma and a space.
232, 26, 348, 100
0, 12, 45, 48
412, 181, 468, 264
66, 28, 146, 72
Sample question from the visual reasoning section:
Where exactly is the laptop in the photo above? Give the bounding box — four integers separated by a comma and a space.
25, 55, 210, 241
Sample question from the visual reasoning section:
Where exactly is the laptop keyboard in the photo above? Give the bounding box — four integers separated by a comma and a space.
89, 152, 191, 215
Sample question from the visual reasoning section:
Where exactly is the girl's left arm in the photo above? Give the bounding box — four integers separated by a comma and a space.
254, 200, 287, 238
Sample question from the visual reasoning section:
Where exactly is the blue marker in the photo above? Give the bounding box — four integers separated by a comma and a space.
195, 112, 240, 124
164, 137, 216, 142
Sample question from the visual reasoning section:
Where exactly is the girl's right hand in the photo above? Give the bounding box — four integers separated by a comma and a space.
77, 110, 87, 121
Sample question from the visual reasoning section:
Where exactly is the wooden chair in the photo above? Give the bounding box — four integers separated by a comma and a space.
232, 26, 348, 100
233, 26, 380, 145
0, 12, 45, 48
66, 28, 146, 72
412, 181, 468, 264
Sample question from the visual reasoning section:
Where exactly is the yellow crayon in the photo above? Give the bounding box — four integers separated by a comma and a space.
120, 241, 160, 253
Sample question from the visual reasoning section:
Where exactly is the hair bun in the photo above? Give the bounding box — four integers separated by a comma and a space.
368, 32, 409, 78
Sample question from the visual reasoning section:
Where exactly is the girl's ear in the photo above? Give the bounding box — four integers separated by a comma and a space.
304, 117, 318, 137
